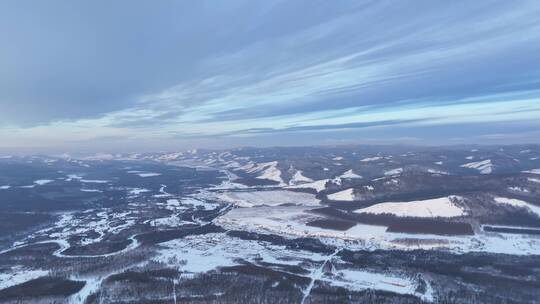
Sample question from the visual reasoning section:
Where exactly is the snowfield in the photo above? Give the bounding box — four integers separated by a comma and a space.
289, 170, 314, 185
323, 269, 433, 302
216, 203, 540, 255
288, 179, 329, 192
0, 267, 48, 290
493, 197, 540, 217
339, 169, 362, 179
528, 177, 540, 184
354, 196, 466, 218
327, 188, 355, 201
80, 179, 109, 183
360, 156, 382, 162
523, 169, 540, 175
80, 188, 103, 193
461, 159, 493, 174
216, 190, 320, 208
34, 179, 54, 185
242, 161, 285, 185
257, 166, 285, 185
128, 171, 161, 177
154, 233, 434, 301
385, 168, 403, 176
138, 172, 161, 177
154, 233, 327, 274
128, 188, 150, 195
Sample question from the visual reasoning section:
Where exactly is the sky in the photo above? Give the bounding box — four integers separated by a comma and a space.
1, 0, 540, 153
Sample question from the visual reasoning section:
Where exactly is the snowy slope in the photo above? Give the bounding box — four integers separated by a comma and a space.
288, 179, 330, 192
339, 169, 362, 179
354, 196, 466, 218
461, 159, 493, 174
493, 197, 540, 217
327, 188, 355, 201
289, 170, 314, 185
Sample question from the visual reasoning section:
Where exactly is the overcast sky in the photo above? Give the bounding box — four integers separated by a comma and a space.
1, 0, 540, 152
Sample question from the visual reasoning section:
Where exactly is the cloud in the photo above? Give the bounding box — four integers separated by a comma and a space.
1, 0, 540, 150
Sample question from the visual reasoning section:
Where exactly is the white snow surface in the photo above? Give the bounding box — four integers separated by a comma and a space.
80, 179, 109, 183
287, 179, 329, 192
523, 169, 540, 175
155, 233, 328, 274
339, 169, 362, 179
256, 163, 285, 185
289, 170, 314, 185
137, 172, 161, 177
0, 267, 48, 290
493, 197, 540, 217
323, 269, 431, 301
354, 196, 466, 218
128, 188, 150, 195
216, 190, 320, 208
327, 188, 355, 201
427, 169, 448, 175
360, 156, 382, 162
461, 159, 493, 174
528, 178, 540, 183
34, 179, 53, 185
385, 168, 403, 176
0, 185, 10, 190
80, 188, 102, 193
216, 204, 540, 255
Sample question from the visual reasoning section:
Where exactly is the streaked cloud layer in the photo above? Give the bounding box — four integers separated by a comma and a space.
1, 0, 540, 151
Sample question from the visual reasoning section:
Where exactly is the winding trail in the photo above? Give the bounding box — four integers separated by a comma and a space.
0, 234, 140, 259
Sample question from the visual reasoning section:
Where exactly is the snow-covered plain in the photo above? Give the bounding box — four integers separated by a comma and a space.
155, 233, 327, 273
322, 269, 433, 302
216, 190, 320, 208
215, 199, 540, 255
154, 233, 433, 301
